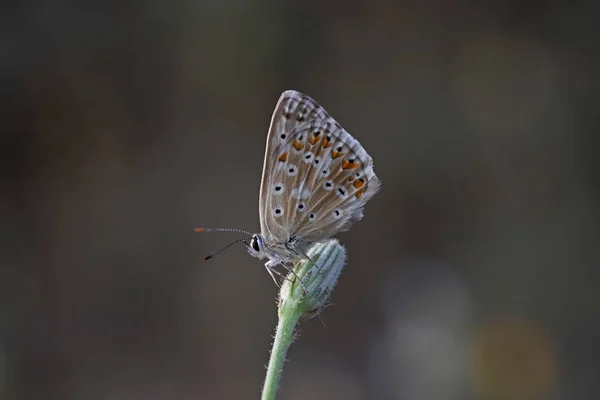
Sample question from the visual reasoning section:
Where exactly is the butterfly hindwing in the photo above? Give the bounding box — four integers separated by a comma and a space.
258, 90, 381, 245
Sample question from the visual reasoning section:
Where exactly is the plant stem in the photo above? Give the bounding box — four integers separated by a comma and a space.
260, 240, 346, 399
261, 302, 302, 400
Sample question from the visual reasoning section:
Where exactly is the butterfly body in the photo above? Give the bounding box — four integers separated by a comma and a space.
250, 90, 381, 282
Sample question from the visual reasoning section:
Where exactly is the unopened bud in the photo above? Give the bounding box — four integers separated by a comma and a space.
279, 239, 347, 317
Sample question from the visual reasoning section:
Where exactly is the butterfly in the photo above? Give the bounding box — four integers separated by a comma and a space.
197, 90, 381, 285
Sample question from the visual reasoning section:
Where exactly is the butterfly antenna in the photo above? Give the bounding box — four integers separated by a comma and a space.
201, 237, 249, 262
195, 227, 254, 236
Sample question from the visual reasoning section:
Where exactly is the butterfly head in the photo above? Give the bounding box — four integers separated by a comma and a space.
247, 233, 267, 259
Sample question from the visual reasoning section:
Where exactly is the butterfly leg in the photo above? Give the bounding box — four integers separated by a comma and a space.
298, 249, 321, 274
265, 259, 307, 294
278, 261, 308, 295
265, 266, 281, 288
265, 258, 292, 288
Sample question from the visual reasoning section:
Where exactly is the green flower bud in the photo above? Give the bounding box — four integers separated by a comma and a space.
279, 239, 347, 317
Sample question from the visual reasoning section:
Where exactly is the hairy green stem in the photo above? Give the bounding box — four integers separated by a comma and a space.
260, 303, 302, 400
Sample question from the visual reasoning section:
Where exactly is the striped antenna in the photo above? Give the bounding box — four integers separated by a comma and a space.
194, 227, 253, 261
194, 227, 253, 235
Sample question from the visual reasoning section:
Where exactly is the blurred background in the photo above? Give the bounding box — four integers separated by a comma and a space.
1, 0, 599, 399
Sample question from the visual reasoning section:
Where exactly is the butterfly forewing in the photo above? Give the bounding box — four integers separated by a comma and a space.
258, 90, 380, 246
258, 91, 327, 239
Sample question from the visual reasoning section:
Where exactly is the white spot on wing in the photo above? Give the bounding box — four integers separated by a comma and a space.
292, 186, 311, 199
286, 164, 298, 177
323, 180, 334, 191
302, 151, 314, 163
336, 185, 348, 199
273, 206, 284, 217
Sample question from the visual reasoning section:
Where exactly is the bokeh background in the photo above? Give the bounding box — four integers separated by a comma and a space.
1, 0, 599, 399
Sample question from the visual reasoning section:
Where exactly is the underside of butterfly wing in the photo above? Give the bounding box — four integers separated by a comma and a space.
259, 90, 381, 249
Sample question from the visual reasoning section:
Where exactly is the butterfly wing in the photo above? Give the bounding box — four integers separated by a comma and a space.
258, 90, 381, 246
258, 91, 328, 241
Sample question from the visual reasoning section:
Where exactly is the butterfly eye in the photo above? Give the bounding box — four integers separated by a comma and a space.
309, 212, 316, 220
251, 236, 261, 252
273, 183, 284, 194
313, 156, 321, 165
273, 207, 284, 217
323, 180, 334, 191
297, 202, 306, 212
321, 168, 330, 177
333, 209, 342, 219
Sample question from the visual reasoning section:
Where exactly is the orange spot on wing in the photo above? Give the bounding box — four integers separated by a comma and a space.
194, 228, 205, 232
342, 161, 361, 169
355, 189, 365, 198
278, 152, 288, 162
353, 179, 365, 189
332, 151, 344, 159
293, 140, 304, 151
308, 136, 319, 145
322, 138, 332, 148
348, 176, 355, 182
